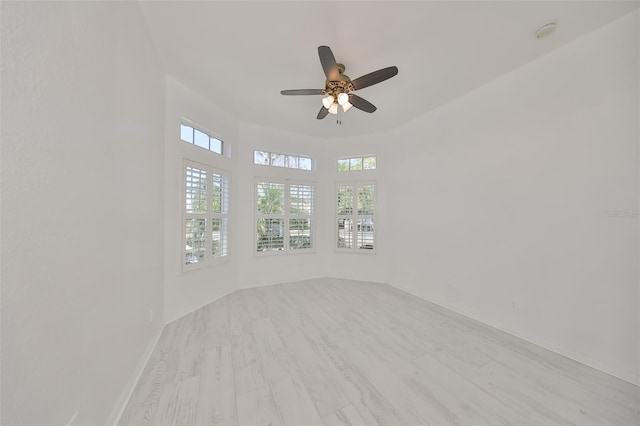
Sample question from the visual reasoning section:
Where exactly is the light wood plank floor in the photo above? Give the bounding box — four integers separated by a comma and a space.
119, 278, 640, 425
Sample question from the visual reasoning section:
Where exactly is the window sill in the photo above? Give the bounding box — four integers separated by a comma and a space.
180, 256, 231, 275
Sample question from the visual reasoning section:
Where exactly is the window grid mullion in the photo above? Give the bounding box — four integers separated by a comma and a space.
335, 180, 375, 253
205, 167, 213, 264
285, 182, 290, 252
183, 160, 230, 272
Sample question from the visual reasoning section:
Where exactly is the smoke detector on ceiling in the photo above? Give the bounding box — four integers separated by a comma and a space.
535, 22, 557, 39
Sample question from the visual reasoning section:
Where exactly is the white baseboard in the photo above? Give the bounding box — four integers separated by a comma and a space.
387, 281, 640, 387
165, 288, 236, 324
106, 325, 165, 425
237, 275, 325, 290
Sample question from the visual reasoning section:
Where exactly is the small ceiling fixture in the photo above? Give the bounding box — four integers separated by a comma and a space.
281, 46, 398, 125
535, 22, 557, 39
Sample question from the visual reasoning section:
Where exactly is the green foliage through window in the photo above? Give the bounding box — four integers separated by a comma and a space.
256, 180, 314, 253
254, 150, 312, 171
337, 155, 376, 171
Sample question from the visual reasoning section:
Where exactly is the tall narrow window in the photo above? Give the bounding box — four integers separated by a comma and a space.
211, 172, 229, 257
289, 183, 313, 250
184, 161, 230, 270
256, 179, 314, 254
256, 181, 286, 252
336, 182, 375, 252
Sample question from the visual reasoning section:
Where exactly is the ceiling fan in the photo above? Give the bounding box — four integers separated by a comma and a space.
281, 46, 398, 122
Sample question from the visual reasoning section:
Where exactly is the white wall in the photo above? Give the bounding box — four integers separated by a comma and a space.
167, 11, 639, 387
318, 135, 391, 283
385, 11, 639, 385
1, 5, 637, 425
163, 76, 238, 322
1, 2, 166, 424
162, 84, 332, 315
235, 122, 326, 289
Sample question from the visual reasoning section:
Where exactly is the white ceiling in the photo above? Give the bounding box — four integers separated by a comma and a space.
138, 1, 639, 139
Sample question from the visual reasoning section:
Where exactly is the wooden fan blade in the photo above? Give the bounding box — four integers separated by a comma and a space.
318, 46, 340, 81
281, 89, 324, 96
350, 66, 398, 91
349, 94, 377, 113
317, 106, 329, 119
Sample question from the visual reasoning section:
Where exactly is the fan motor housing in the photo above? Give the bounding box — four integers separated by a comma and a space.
325, 63, 352, 95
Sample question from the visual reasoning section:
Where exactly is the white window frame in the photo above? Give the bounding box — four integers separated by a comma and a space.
183, 159, 230, 272
336, 181, 376, 254
180, 120, 225, 156
254, 150, 313, 171
255, 178, 315, 256
337, 155, 377, 172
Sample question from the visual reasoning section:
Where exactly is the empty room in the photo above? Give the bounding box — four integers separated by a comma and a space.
1, 1, 639, 425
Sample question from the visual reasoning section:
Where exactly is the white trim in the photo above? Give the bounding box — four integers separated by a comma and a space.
386, 281, 640, 387
335, 180, 376, 254
254, 177, 316, 256
337, 154, 377, 172
182, 159, 231, 273
253, 149, 314, 171
180, 118, 226, 156
109, 325, 164, 426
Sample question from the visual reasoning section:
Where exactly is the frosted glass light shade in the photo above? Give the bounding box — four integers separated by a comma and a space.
328, 102, 352, 114
322, 95, 334, 109
337, 93, 349, 106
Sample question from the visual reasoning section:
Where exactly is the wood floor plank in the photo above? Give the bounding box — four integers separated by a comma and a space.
322, 405, 367, 426
118, 342, 170, 425
195, 346, 236, 425
200, 297, 231, 349
296, 318, 409, 425
236, 386, 283, 426
278, 331, 350, 417
120, 278, 640, 426
411, 353, 527, 424
251, 318, 324, 426
165, 309, 204, 382
227, 290, 270, 395
153, 376, 199, 426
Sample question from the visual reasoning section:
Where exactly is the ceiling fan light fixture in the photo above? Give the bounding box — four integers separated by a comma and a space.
328, 101, 352, 114
322, 95, 334, 109
281, 45, 398, 122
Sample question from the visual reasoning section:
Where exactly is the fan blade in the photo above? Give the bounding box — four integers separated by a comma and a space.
317, 106, 329, 119
281, 89, 324, 96
349, 94, 377, 113
350, 66, 398, 90
318, 46, 340, 80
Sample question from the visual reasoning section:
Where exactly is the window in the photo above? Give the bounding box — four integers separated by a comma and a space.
337, 182, 375, 252
256, 179, 314, 254
184, 160, 229, 271
181, 122, 223, 155
337, 155, 376, 171
254, 150, 312, 171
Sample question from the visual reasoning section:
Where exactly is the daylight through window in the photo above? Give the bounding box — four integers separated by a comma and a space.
184, 161, 229, 270
337, 155, 376, 172
181, 123, 224, 155
256, 179, 314, 254
337, 182, 375, 252
254, 150, 312, 171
